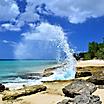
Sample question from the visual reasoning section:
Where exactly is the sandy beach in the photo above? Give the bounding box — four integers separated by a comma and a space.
77, 59, 104, 67
0, 81, 104, 104
0, 60, 104, 104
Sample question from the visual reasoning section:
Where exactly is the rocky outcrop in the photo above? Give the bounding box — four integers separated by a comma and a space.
19, 73, 42, 80
58, 80, 102, 104
62, 80, 97, 97
76, 66, 104, 78
87, 76, 104, 85
0, 83, 5, 92
75, 71, 92, 78
74, 94, 102, 104
58, 94, 102, 104
42, 72, 54, 77
2, 85, 47, 100
42, 64, 65, 77
43, 64, 66, 74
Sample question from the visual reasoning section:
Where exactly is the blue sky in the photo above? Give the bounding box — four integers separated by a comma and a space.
0, 0, 104, 59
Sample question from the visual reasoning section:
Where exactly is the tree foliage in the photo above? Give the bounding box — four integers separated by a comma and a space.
74, 38, 104, 60
84, 40, 104, 60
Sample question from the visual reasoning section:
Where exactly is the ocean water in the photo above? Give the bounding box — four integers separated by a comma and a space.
0, 60, 57, 89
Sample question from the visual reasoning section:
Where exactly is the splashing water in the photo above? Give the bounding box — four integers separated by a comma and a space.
54, 33, 76, 80
15, 22, 76, 81
38, 23, 76, 81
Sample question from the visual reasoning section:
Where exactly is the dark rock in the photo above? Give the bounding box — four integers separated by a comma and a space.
19, 73, 42, 80
62, 80, 97, 98
74, 94, 102, 104
74, 93, 90, 104
44, 64, 66, 73
0, 83, 5, 92
58, 94, 102, 104
76, 66, 104, 78
42, 72, 54, 77
87, 76, 104, 85
2, 85, 47, 100
1, 73, 42, 81
75, 71, 92, 78
5, 87, 9, 91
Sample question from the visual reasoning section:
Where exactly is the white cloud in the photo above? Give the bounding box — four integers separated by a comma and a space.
26, 0, 104, 24
0, 0, 20, 21
48, 0, 104, 23
1, 0, 104, 31
0, 0, 39, 31
19, 12, 39, 23
14, 22, 65, 59
2, 40, 9, 44
1, 23, 21, 31
21, 22, 64, 41
2, 40, 17, 46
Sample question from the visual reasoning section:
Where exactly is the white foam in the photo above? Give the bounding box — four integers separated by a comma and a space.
4, 78, 42, 89
40, 24, 76, 81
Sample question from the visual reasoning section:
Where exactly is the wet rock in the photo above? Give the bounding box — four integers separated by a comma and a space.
44, 64, 66, 73
75, 71, 92, 78
42, 72, 54, 77
1, 73, 42, 81
19, 73, 42, 80
87, 76, 104, 85
0, 83, 5, 92
2, 85, 47, 100
62, 80, 97, 98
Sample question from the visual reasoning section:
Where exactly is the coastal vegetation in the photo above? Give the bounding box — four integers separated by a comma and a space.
74, 38, 104, 60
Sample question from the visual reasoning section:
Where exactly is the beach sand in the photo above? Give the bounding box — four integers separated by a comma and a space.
93, 89, 104, 104
19, 93, 65, 104
0, 60, 104, 104
77, 59, 104, 67
0, 84, 104, 104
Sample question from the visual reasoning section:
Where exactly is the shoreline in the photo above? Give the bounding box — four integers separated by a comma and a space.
2, 59, 104, 89
0, 59, 104, 104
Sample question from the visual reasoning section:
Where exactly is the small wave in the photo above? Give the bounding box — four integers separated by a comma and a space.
3, 77, 42, 89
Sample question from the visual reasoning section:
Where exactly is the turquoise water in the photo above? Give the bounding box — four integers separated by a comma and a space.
0, 60, 57, 88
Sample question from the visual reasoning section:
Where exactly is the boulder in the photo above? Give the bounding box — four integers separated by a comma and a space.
57, 94, 102, 104
0, 83, 5, 92
62, 80, 97, 97
2, 85, 47, 100
87, 76, 104, 85
74, 94, 102, 104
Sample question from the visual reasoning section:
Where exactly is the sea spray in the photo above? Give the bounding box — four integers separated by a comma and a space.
53, 32, 76, 80
35, 23, 77, 80
15, 22, 76, 83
